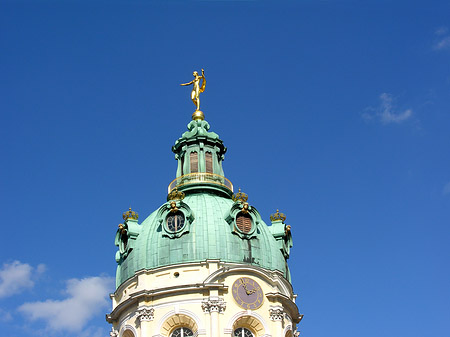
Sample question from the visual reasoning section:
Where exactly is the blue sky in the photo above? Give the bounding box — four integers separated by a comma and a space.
1, 1, 450, 336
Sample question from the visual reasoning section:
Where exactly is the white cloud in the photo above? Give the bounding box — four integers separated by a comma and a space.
19, 276, 114, 333
434, 26, 450, 50
435, 26, 448, 35
363, 93, 412, 124
434, 36, 450, 50
0, 307, 13, 322
443, 182, 450, 196
0, 261, 45, 298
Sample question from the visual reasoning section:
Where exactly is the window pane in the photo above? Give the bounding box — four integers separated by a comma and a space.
172, 328, 182, 337
183, 328, 194, 336
205, 152, 213, 173
243, 328, 253, 337
190, 152, 198, 173
236, 213, 252, 233
233, 328, 253, 337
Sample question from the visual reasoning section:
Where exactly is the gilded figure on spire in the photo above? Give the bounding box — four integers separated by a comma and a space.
180, 69, 206, 111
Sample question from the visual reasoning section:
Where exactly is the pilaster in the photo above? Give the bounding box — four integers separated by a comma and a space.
202, 296, 226, 337
137, 306, 154, 337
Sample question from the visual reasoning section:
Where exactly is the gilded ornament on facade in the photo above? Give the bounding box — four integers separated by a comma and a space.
241, 202, 250, 214
118, 223, 127, 235
285, 224, 291, 234
232, 188, 248, 203
270, 209, 286, 222
167, 187, 185, 201
122, 207, 138, 221
169, 201, 179, 213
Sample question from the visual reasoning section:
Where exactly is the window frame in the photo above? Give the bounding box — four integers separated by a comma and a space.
233, 327, 254, 337
170, 327, 194, 337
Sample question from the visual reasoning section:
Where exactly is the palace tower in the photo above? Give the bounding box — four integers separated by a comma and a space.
107, 77, 302, 337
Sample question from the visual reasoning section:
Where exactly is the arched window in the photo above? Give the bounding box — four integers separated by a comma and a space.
205, 151, 213, 173
122, 330, 135, 337
234, 327, 254, 337
161, 314, 198, 337
190, 152, 198, 173
236, 212, 252, 233
171, 327, 194, 337
181, 155, 184, 175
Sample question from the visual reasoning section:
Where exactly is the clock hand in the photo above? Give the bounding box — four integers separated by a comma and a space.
240, 278, 249, 291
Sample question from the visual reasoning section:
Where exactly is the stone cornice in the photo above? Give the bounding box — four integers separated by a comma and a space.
265, 292, 301, 323
107, 283, 227, 322
203, 263, 294, 297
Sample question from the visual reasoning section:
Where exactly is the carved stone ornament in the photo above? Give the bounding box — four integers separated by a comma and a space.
110, 327, 119, 337
137, 307, 155, 321
201, 297, 226, 313
269, 307, 285, 321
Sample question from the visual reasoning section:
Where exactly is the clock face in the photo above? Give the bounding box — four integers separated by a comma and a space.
232, 277, 264, 310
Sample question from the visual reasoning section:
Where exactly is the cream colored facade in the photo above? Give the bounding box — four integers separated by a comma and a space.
107, 260, 301, 337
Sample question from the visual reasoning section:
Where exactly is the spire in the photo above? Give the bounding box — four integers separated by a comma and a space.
169, 71, 233, 197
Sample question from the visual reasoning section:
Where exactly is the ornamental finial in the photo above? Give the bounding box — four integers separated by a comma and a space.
232, 188, 248, 203
167, 187, 185, 201
123, 207, 138, 221
270, 209, 286, 222
180, 69, 206, 120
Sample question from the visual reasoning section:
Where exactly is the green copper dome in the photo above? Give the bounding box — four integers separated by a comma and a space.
114, 118, 293, 288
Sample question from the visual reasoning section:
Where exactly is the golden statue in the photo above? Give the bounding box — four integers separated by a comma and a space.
180, 69, 206, 112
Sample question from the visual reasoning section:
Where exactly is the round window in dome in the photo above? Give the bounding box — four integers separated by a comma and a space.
236, 212, 252, 233
166, 212, 185, 232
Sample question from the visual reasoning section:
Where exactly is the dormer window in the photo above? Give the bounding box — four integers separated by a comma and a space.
190, 152, 198, 173
236, 212, 252, 233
